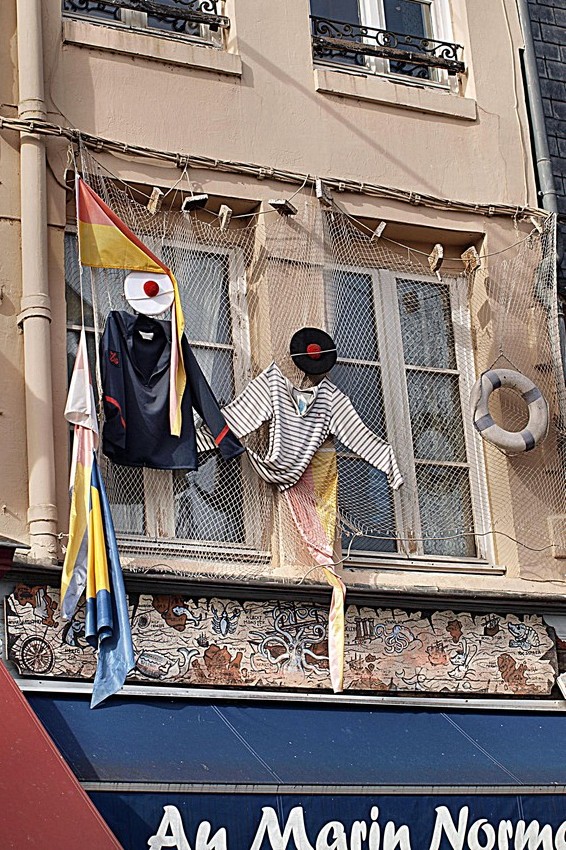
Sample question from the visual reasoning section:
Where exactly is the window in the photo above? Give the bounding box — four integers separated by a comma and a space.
65, 220, 491, 570
327, 267, 491, 563
310, 0, 463, 84
62, 0, 229, 45
64, 233, 261, 560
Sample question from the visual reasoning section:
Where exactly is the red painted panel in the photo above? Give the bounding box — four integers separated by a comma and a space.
0, 662, 123, 850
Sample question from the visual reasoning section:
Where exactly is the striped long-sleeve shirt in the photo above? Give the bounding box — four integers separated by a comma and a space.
221, 362, 403, 491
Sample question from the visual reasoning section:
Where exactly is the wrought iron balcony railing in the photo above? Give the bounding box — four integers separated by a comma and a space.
63, 0, 230, 32
311, 16, 465, 78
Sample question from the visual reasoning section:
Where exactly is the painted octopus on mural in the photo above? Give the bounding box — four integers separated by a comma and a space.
343, 607, 556, 694
4, 584, 558, 695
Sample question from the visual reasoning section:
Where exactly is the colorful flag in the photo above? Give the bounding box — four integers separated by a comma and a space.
60, 329, 98, 621
61, 332, 134, 707
86, 457, 135, 708
76, 175, 186, 436
284, 444, 346, 693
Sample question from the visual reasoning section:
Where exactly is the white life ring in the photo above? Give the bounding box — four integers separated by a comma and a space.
470, 368, 549, 455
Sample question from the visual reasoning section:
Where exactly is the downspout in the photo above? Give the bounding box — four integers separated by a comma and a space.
16, 0, 58, 560
516, 0, 566, 385
516, 0, 558, 214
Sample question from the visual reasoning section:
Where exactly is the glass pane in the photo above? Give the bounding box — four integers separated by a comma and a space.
338, 456, 396, 553
147, 0, 201, 37
310, 0, 360, 21
191, 346, 234, 410
310, 0, 364, 67
383, 0, 432, 79
333, 270, 380, 362
406, 371, 466, 463
62, 1, 120, 23
332, 363, 386, 438
173, 456, 244, 543
164, 248, 232, 346
104, 463, 145, 535
397, 278, 456, 369
416, 464, 476, 558
65, 233, 94, 327
383, 0, 429, 35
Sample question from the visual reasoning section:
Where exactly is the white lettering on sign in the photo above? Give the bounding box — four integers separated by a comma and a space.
148, 808, 227, 850
146, 803, 566, 850
249, 806, 314, 850
148, 806, 192, 850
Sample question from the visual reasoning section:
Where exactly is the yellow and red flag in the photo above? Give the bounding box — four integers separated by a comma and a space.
76, 176, 186, 435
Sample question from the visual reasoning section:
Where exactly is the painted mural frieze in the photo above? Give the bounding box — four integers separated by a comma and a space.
343, 607, 556, 694
4, 584, 557, 695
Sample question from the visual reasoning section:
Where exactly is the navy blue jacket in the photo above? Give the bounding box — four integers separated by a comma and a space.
101, 311, 244, 470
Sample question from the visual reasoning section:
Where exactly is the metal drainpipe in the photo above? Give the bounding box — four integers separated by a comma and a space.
16, 0, 58, 560
516, 0, 566, 384
516, 0, 558, 214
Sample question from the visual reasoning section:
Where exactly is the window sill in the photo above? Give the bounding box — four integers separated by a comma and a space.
345, 553, 505, 575
314, 66, 476, 121
62, 17, 242, 77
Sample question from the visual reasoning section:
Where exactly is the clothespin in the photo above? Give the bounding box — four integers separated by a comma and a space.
315, 178, 333, 209
428, 243, 444, 280
147, 187, 164, 215
461, 246, 481, 274
371, 221, 387, 242
219, 204, 233, 231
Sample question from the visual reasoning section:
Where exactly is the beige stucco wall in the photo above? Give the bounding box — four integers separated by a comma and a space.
1, 0, 564, 598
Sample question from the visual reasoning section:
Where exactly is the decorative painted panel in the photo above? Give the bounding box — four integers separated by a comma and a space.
4, 584, 557, 695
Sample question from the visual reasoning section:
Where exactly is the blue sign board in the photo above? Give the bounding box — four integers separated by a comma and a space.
90, 792, 566, 850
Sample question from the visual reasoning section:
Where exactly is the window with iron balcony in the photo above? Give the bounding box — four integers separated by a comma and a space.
310, 0, 464, 87
62, 0, 229, 42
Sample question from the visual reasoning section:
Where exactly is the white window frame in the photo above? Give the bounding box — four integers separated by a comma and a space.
133, 243, 259, 554
62, 1, 223, 48
327, 264, 498, 574
65, 233, 270, 563
315, 0, 456, 90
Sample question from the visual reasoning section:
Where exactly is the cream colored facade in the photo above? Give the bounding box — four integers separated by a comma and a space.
0, 0, 564, 602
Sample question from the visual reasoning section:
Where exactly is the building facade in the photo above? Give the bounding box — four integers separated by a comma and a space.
1, 1, 566, 847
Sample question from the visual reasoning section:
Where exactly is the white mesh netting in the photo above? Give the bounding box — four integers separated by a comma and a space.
65, 152, 566, 580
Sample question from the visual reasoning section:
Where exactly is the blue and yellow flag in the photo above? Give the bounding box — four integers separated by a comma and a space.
86, 458, 135, 708
61, 331, 134, 708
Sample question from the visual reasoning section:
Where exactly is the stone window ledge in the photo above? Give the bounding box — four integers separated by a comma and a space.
315, 67, 476, 121
62, 17, 242, 76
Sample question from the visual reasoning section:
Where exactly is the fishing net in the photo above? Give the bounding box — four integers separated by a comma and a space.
65, 150, 565, 581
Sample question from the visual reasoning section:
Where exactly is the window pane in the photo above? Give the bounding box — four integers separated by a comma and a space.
383, 0, 429, 35
397, 278, 456, 369
416, 464, 476, 558
146, 0, 202, 37
338, 457, 396, 553
173, 456, 244, 543
333, 270, 380, 362
383, 0, 432, 79
310, 0, 364, 67
191, 346, 234, 410
310, 0, 360, 21
62, 1, 120, 23
65, 233, 95, 327
164, 249, 232, 345
406, 371, 466, 463
103, 464, 145, 536
332, 363, 386, 438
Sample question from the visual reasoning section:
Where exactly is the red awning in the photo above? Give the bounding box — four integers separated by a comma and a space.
0, 661, 123, 849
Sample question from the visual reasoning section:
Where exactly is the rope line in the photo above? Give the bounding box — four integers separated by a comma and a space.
0, 114, 547, 220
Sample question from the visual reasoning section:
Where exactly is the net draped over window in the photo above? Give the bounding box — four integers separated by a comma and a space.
65, 155, 565, 581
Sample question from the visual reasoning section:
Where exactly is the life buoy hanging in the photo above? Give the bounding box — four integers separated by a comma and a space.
470, 368, 549, 455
